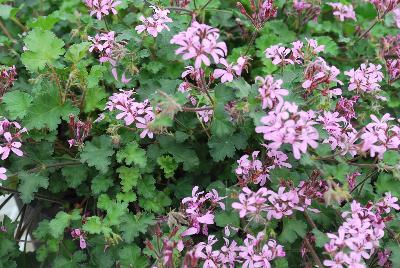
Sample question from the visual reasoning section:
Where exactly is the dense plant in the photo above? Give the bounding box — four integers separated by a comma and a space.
1, 0, 400, 267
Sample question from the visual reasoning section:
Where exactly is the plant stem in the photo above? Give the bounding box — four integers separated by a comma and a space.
0, 20, 16, 43
182, 106, 213, 112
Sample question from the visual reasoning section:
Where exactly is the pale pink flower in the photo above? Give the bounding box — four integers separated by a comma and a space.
0, 167, 7, 180
71, 228, 87, 249
344, 63, 384, 99
394, 8, 400, 28
256, 75, 288, 109
85, 0, 121, 20
171, 21, 227, 68
0, 132, 23, 160
135, 6, 172, 37
328, 2, 356, 21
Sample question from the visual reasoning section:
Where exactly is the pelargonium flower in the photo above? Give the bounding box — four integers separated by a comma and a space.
255, 101, 319, 159
256, 75, 288, 109
394, 8, 400, 28
0, 167, 7, 180
0, 119, 26, 160
71, 229, 87, 249
85, 0, 121, 20
170, 21, 227, 68
213, 56, 249, 83
236, 0, 277, 29
293, 0, 321, 22
335, 96, 359, 122
197, 108, 213, 123
105, 90, 156, 139
344, 63, 384, 98
327, 2, 356, 21
323, 193, 399, 267
67, 115, 92, 147
88, 31, 116, 65
135, 6, 172, 37
181, 186, 225, 236
368, 0, 400, 15
360, 113, 400, 158
0, 65, 17, 97
302, 57, 342, 97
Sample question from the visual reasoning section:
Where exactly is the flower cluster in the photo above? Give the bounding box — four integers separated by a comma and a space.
232, 178, 326, 220
194, 232, 285, 267
170, 21, 227, 69
88, 31, 116, 65
323, 193, 399, 267
256, 75, 288, 109
213, 56, 249, 83
236, 0, 277, 29
335, 96, 359, 122
360, 113, 400, 158
0, 118, 26, 161
394, 8, 400, 28
344, 63, 384, 98
235, 150, 291, 186
105, 89, 155, 139
265, 38, 324, 66
346, 172, 361, 191
292, 0, 321, 22
71, 229, 87, 249
181, 186, 225, 236
67, 115, 92, 147
84, 0, 121, 20
327, 2, 356, 21
135, 6, 172, 37
302, 57, 342, 97
368, 0, 400, 14
0, 65, 16, 97
256, 101, 319, 159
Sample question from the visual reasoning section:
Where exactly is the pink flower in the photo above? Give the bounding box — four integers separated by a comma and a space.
135, 6, 172, 37
71, 228, 87, 249
0, 132, 23, 160
236, 0, 277, 29
394, 8, 400, 28
344, 63, 384, 98
0, 167, 7, 180
213, 57, 249, 83
85, 0, 121, 20
327, 2, 356, 21
0, 65, 17, 97
256, 75, 288, 109
255, 102, 319, 159
170, 21, 227, 69
105, 90, 156, 139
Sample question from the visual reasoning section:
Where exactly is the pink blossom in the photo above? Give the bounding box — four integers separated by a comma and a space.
135, 6, 172, 37
0, 65, 17, 97
71, 228, 87, 249
105, 90, 156, 139
394, 8, 400, 28
327, 2, 356, 21
302, 57, 342, 97
255, 101, 319, 159
256, 75, 288, 109
323, 195, 399, 267
170, 21, 227, 69
213, 57, 249, 83
344, 63, 384, 99
197, 108, 213, 123
0, 132, 23, 160
236, 0, 277, 29
0, 167, 6, 180
67, 115, 91, 147
335, 96, 359, 122
181, 187, 225, 236
85, 0, 121, 20
265, 45, 294, 66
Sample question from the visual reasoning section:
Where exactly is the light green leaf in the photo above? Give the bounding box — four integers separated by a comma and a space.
2, 91, 32, 119
279, 219, 307, 243
116, 141, 147, 169
18, 172, 49, 204
120, 213, 154, 243
21, 29, 65, 72
80, 136, 114, 174
65, 42, 91, 63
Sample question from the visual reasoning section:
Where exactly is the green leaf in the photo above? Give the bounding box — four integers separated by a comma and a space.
119, 245, 148, 268
28, 16, 59, 30
23, 88, 79, 130
80, 136, 114, 174
157, 155, 178, 178
91, 174, 113, 195
0, 5, 13, 19
84, 87, 108, 113
139, 191, 171, 213
116, 141, 147, 169
117, 166, 140, 192
208, 133, 247, 161
215, 210, 240, 228
61, 165, 88, 188
2, 91, 32, 120
120, 214, 154, 243
137, 175, 156, 198
65, 42, 91, 63
21, 29, 65, 72
312, 229, 329, 248
48, 211, 80, 238
18, 172, 49, 204
82, 216, 112, 235
279, 219, 307, 243
387, 242, 400, 267
376, 173, 400, 196
383, 151, 400, 166
158, 136, 199, 170
87, 65, 107, 88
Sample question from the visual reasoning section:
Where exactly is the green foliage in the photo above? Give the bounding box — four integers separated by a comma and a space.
21, 29, 65, 71
80, 136, 114, 174
18, 172, 49, 204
